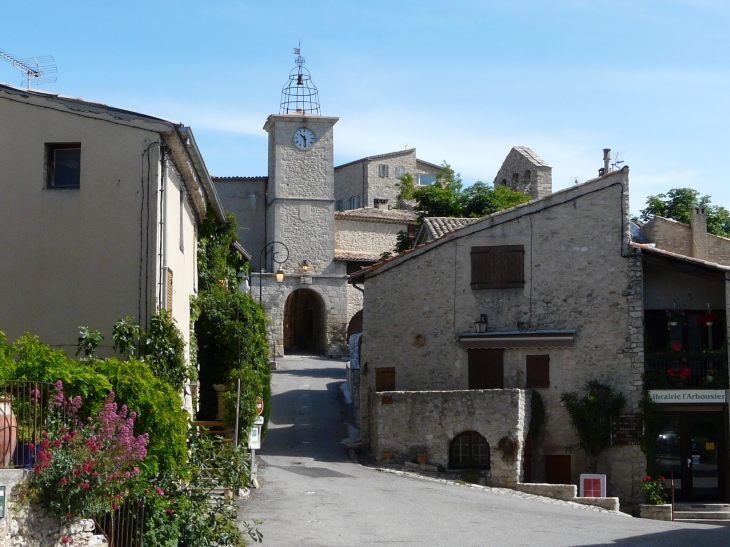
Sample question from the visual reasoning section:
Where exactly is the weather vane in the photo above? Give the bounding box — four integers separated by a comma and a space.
0, 48, 57, 89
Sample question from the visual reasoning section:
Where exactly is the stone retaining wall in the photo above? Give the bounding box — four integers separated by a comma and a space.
370, 389, 530, 486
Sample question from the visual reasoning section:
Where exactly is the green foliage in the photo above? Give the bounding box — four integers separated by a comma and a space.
496, 436, 519, 464
529, 390, 546, 439
458, 468, 486, 485
0, 332, 16, 380
93, 358, 188, 474
76, 326, 104, 358
641, 476, 668, 505
141, 310, 188, 392
112, 317, 142, 358
560, 380, 627, 473
639, 188, 730, 237
197, 211, 248, 292
460, 182, 532, 218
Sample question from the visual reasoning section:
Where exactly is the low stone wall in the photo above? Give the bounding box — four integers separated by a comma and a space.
0, 469, 107, 547
514, 482, 576, 501
370, 389, 530, 486
639, 504, 672, 521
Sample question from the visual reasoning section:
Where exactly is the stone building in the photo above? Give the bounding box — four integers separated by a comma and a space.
493, 146, 552, 200
334, 148, 442, 210
351, 164, 730, 510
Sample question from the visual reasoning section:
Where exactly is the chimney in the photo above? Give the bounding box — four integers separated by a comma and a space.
690, 206, 709, 260
603, 149, 611, 174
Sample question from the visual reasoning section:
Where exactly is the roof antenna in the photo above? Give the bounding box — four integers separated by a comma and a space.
611, 151, 625, 172
0, 48, 57, 89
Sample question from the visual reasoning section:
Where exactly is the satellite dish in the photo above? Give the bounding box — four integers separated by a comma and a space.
0, 49, 57, 89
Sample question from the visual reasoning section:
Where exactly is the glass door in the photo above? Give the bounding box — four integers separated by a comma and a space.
656, 416, 683, 497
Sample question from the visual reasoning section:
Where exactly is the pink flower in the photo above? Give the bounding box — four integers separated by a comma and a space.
58, 478, 68, 486
80, 483, 90, 490
166, 509, 174, 515
154, 486, 164, 497
61, 536, 70, 544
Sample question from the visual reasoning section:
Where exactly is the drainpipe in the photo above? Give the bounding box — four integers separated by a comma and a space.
158, 145, 168, 309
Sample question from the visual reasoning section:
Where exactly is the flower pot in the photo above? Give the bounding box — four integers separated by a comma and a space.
706, 322, 713, 326
0, 396, 18, 468
669, 322, 678, 327
417, 454, 427, 465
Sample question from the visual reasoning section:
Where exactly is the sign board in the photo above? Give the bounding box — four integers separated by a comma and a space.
256, 397, 264, 416
248, 425, 261, 450
0, 486, 5, 519
254, 416, 264, 425
649, 390, 726, 404
612, 414, 642, 446
580, 474, 606, 498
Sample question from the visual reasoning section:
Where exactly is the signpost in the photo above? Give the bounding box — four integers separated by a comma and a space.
256, 396, 264, 416
0, 485, 5, 519
611, 414, 642, 446
249, 396, 265, 487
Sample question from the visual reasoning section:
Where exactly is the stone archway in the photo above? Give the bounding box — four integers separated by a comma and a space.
283, 288, 326, 354
347, 310, 363, 340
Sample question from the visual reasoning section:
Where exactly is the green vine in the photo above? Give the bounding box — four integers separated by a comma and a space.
496, 436, 520, 464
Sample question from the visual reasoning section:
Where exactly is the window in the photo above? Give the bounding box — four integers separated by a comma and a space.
374, 198, 388, 209
395, 166, 406, 178
471, 245, 525, 289
450, 431, 490, 469
378, 164, 390, 178
468, 349, 503, 389
336, 200, 344, 212
407, 223, 417, 238
526, 355, 550, 388
46, 143, 81, 188
375, 367, 395, 391
349, 196, 360, 209
416, 173, 436, 186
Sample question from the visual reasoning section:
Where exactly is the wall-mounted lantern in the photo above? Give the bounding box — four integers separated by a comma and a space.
275, 268, 285, 284
475, 314, 489, 334
302, 260, 309, 273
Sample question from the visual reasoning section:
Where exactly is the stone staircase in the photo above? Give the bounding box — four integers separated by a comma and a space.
673, 503, 730, 524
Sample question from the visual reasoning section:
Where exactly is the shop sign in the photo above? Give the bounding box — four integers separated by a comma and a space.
248, 426, 261, 450
611, 414, 642, 445
649, 390, 726, 403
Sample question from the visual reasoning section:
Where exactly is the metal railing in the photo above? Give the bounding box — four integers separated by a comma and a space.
94, 497, 146, 547
0, 381, 56, 468
644, 353, 728, 389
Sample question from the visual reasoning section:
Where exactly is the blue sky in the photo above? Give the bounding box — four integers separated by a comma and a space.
3, 1, 729, 214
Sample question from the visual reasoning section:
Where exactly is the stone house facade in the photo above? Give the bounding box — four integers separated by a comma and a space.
334, 148, 442, 211
0, 84, 223, 373
493, 146, 553, 200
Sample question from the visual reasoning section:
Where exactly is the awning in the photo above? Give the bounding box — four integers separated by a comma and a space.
459, 330, 576, 349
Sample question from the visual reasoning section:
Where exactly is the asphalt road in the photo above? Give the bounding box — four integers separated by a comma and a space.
241, 354, 730, 546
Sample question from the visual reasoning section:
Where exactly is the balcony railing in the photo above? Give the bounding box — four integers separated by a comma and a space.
644, 353, 728, 390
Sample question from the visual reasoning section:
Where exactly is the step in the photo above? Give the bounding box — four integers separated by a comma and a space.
674, 503, 730, 511
673, 511, 730, 520
673, 519, 730, 526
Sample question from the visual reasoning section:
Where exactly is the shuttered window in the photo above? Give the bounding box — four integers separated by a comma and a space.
526, 355, 550, 388
375, 367, 395, 392
468, 349, 503, 389
471, 245, 525, 289
166, 268, 173, 313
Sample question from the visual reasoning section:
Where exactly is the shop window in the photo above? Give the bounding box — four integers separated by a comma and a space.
471, 245, 525, 289
468, 349, 503, 389
375, 367, 395, 391
450, 431, 490, 469
46, 143, 81, 189
526, 355, 550, 388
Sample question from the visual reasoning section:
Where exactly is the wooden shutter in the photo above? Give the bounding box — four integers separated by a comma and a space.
468, 349, 504, 389
526, 355, 550, 388
545, 455, 572, 485
375, 367, 395, 392
407, 223, 417, 238
166, 268, 173, 313
471, 245, 525, 289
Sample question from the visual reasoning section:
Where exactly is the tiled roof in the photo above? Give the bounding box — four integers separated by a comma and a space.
513, 146, 551, 167
335, 208, 417, 224
631, 242, 730, 272
334, 250, 382, 261
335, 149, 416, 170
212, 176, 268, 182
415, 217, 479, 246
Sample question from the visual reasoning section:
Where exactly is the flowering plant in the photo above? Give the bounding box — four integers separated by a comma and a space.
641, 475, 667, 505
666, 309, 685, 324
698, 312, 719, 326
666, 366, 691, 387
26, 381, 148, 518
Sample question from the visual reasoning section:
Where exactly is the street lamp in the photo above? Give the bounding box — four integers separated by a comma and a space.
302, 259, 309, 273
475, 314, 489, 334
258, 241, 290, 302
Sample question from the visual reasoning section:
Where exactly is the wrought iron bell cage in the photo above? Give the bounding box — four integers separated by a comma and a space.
280, 53, 321, 115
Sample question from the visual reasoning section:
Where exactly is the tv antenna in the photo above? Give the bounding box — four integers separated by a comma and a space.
0, 49, 57, 89
611, 151, 625, 172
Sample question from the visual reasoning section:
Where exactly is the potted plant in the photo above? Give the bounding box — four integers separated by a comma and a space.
666, 366, 691, 388
639, 476, 671, 520
666, 309, 685, 327
0, 395, 18, 468
698, 312, 718, 327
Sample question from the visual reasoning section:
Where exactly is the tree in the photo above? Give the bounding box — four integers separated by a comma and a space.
639, 188, 730, 238
560, 380, 627, 473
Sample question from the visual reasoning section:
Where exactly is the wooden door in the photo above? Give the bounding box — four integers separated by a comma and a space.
468, 349, 504, 389
545, 455, 572, 485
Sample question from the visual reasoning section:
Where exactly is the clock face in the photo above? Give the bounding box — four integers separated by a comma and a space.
293, 128, 315, 150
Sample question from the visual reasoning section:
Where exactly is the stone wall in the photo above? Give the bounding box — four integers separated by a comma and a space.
0, 470, 105, 547
334, 162, 365, 210
493, 147, 552, 200
360, 170, 646, 506
640, 216, 730, 266
335, 218, 408, 256
369, 389, 531, 486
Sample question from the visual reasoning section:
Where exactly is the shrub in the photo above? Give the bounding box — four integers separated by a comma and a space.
496, 436, 520, 464
141, 310, 188, 392
641, 475, 668, 505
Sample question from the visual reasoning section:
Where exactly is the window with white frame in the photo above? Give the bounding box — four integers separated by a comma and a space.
416, 173, 436, 186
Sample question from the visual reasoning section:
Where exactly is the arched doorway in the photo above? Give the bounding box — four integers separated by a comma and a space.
347, 310, 363, 340
450, 431, 490, 469
284, 289, 326, 353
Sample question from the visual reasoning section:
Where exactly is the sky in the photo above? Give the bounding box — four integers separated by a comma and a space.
2, 1, 730, 215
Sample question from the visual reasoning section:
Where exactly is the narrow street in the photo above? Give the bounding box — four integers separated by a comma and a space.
241, 355, 730, 546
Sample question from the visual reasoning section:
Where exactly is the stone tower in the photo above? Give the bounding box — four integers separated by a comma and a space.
493, 146, 552, 200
